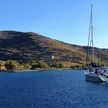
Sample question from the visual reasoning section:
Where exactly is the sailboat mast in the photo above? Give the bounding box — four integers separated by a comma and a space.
88, 4, 94, 63
91, 4, 94, 62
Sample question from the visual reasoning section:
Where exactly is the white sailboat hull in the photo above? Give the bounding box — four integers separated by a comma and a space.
84, 71, 104, 82
99, 74, 108, 82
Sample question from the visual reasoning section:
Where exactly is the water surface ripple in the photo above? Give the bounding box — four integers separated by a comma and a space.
0, 70, 108, 108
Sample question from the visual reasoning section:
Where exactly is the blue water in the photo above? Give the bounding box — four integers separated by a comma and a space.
0, 70, 108, 108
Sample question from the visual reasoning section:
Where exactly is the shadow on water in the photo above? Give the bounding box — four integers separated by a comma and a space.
100, 81, 108, 86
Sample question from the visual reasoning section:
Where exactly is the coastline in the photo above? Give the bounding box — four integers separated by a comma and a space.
0, 68, 83, 73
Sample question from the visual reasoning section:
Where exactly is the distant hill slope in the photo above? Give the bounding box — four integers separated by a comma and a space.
0, 31, 108, 65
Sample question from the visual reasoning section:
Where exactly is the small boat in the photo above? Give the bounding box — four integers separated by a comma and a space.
85, 68, 105, 82
98, 69, 108, 82
85, 72, 104, 82
84, 4, 108, 82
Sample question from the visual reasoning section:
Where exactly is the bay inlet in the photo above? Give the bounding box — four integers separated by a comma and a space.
0, 70, 108, 108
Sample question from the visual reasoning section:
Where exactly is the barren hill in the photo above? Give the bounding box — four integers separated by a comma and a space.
0, 31, 108, 66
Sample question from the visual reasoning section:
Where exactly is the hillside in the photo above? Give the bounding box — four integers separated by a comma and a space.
0, 31, 108, 67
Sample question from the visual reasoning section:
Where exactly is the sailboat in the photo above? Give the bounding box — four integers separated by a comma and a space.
84, 4, 108, 82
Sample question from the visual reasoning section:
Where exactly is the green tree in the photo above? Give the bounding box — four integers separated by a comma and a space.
58, 62, 64, 68
31, 61, 49, 69
5, 60, 20, 71
23, 64, 31, 69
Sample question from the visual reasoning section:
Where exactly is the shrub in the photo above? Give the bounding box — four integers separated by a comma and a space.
5, 60, 20, 71
58, 62, 64, 68
31, 61, 49, 69
23, 64, 31, 69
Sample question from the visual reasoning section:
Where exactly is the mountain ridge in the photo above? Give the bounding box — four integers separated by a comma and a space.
0, 30, 108, 66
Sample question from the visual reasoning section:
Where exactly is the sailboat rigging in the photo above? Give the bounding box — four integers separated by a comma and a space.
86, 4, 95, 67
84, 4, 108, 82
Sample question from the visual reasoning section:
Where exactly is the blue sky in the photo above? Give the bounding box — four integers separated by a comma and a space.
0, 0, 108, 48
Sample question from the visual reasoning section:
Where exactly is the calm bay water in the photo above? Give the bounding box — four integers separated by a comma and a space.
0, 70, 108, 108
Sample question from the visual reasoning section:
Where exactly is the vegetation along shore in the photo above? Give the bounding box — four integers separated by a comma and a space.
0, 31, 107, 72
